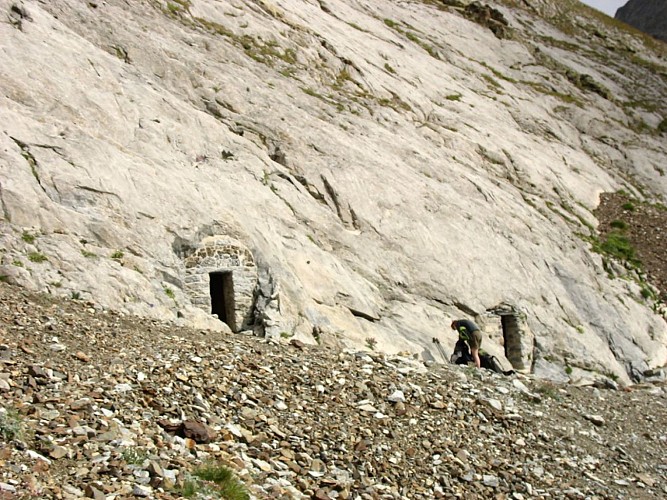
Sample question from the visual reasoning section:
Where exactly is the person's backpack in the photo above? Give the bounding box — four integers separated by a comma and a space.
450, 339, 473, 365
481, 354, 515, 375
450, 339, 515, 376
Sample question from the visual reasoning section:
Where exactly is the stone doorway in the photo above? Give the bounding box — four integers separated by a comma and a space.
499, 312, 533, 372
182, 236, 258, 333
210, 271, 235, 330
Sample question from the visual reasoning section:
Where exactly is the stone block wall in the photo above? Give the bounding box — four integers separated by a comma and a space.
183, 236, 257, 332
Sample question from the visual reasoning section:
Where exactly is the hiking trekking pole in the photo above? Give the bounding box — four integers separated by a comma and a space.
432, 337, 449, 363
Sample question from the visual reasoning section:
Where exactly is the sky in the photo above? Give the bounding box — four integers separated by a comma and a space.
579, 0, 627, 17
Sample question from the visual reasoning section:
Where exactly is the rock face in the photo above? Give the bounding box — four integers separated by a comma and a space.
0, 0, 666, 385
616, 0, 667, 42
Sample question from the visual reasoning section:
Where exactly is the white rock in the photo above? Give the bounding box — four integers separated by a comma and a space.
132, 484, 153, 497
387, 390, 406, 403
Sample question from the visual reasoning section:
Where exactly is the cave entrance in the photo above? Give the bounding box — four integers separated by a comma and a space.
209, 271, 235, 330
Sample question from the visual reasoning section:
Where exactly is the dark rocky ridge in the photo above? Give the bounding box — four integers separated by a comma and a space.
615, 0, 667, 42
0, 281, 666, 498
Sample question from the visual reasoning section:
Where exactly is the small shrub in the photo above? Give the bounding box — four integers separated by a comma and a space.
164, 286, 175, 299
180, 478, 199, 497
122, 447, 147, 465
71, 291, 81, 300
384, 63, 396, 74
180, 463, 249, 500
21, 232, 35, 244
599, 232, 636, 262
12, 260, 23, 267
365, 337, 378, 350
610, 220, 627, 230
0, 275, 8, 283
445, 93, 462, 101
536, 384, 560, 400
640, 286, 655, 300
280, 331, 292, 339
0, 408, 23, 441
81, 249, 97, 258
565, 365, 573, 375
111, 250, 124, 259
621, 202, 635, 211
28, 252, 47, 263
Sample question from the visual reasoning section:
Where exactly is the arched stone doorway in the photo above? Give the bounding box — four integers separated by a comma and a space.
488, 305, 535, 373
183, 236, 257, 332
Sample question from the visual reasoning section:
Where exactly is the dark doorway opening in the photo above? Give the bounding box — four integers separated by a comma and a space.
501, 314, 523, 370
210, 271, 235, 331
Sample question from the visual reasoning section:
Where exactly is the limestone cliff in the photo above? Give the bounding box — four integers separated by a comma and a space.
0, 0, 666, 385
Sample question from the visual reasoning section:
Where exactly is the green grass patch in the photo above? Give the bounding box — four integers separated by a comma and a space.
301, 87, 325, 99
640, 286, 656, 300
481, 73, 502, 89
521, 81, 582, 106
179, 463, 249, 499
594, 231, 638, 264
21, 232, 36, 244
0, 408, 24, 441
166, 0, 191, 16
383, 19, 439, 59
347, 22, 367, 32
481, 62, 517, 83
535, 383, 561, 401
122, 447, 148, 465
28, 252, 47, 263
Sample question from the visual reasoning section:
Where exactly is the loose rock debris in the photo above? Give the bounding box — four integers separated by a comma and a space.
0, 282, 665, 499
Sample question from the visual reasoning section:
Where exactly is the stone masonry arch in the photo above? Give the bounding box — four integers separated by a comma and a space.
488, 305, 535, 373
183, 236, 257, 332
